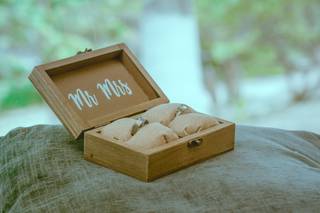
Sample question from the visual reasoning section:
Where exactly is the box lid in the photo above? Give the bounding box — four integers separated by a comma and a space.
29, 43, 169, 139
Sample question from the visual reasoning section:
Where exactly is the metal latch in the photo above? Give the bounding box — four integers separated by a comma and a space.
187, 138, 203, 148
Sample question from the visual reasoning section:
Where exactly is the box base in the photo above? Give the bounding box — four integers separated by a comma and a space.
84, 119, 235, 182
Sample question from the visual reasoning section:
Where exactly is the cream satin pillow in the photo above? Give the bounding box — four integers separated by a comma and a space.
126, 123, 179, 149
142, 103, 194, 126
100, 118, 136, 142
169, 113, 220, 137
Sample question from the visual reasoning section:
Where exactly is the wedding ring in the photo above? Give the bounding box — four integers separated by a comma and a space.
176, 104, 190, 116
131, 117, 149, 136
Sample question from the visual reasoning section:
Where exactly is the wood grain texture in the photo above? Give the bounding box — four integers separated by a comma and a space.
29, 42, 235, 182
84, 132, 149, 181
147, 122, 235, 181
85, 119, 235, 182
120, 43, 168, 101
29, 43, 168, 139
29, 67, 89, 138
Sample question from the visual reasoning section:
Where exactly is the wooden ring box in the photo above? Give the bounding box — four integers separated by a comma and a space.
29, 43, 235, 182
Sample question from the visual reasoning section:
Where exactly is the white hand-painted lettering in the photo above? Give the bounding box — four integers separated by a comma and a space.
68, 89, 99, 111
118, 80, 133, 95
97, 79, 133, 100
68, 79, 132, 111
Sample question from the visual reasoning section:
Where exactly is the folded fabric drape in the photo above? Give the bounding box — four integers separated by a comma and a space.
126, 123, 179, 149
169, 113, 219, 137
100, 118, 136, 142
142, 103, 194, 126
99, 103, 219, 149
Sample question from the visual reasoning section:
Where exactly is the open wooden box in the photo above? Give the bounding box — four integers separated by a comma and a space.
29, 43, 235, 182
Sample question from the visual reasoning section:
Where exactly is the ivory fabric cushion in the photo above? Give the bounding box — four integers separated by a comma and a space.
100, 118, 136, 142
126, 123, 179, 149
142, 103, 194, 126
1, 125, 320, 212
169, 113, 220, 137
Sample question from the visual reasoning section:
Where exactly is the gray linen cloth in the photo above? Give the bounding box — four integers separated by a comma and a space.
1, 125, 320, 212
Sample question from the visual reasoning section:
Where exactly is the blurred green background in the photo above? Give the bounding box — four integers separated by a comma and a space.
0, 0, 141, 110
0, 0, 320, 134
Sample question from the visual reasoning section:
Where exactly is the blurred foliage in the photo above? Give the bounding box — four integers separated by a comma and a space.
0, 0, 141, 62
196, 0, 320, 78
0, 0, 142, 110
1, 0, 320, 111
0, 83, 42, 110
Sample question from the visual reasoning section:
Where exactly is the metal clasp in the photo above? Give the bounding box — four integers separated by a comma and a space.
187, 138, 203, 148
76, 48, 92, 55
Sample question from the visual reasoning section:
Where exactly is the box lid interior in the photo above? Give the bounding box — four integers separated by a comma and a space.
29, 43, 168, 139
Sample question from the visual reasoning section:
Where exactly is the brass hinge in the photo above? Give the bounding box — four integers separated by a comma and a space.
76, 48, 92, 55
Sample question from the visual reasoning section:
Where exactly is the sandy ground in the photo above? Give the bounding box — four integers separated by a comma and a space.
0, 99, 319, 137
